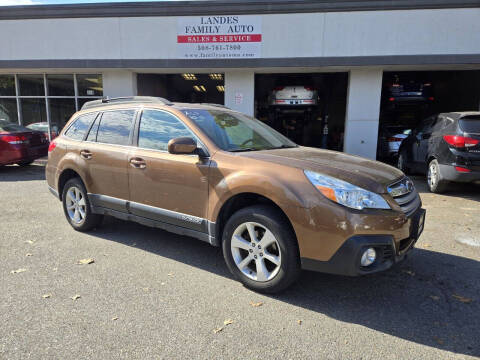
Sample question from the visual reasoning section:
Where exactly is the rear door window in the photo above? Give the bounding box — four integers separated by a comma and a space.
459, 116, 480, 134
96, 110, 136, 146
64, 113, 97, 141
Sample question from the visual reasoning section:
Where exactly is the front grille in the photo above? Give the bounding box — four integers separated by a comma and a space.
387, 177, 421, 216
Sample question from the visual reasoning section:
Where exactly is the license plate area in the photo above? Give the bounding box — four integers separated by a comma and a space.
410, 208, 426, 240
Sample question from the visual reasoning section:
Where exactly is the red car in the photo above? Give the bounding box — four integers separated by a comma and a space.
0, 120, 49, 166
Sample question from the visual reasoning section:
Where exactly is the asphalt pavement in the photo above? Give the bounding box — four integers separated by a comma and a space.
1, 163, 479, 359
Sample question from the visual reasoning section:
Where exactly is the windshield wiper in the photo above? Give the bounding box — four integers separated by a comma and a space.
228, 148, 261, 152
266, 145, 298, 150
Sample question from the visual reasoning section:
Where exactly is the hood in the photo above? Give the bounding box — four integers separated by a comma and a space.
239, 147, 404, 194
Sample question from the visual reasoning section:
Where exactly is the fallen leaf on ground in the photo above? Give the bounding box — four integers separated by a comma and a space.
42, 294, 52, 299
25, 240, 35, 244
70, 295, 81, 300
160, 282, 166, 286
429, 295, 440, 301
142, 287, 150, 292
77, 258, 94, 265
250, 301, 264, 307
297, 320, 303, 325
422, 243, 432, 248
112, 317, 118, 321
402, 269, 415, 276
26, 253, 32, 257
213, 327, 223, 334
452, 294, 473, 304
167, 273, 174, 276
223, 319, 234, 326
11, 268, 27, 274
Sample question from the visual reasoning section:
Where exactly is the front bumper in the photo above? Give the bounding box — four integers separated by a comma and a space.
301, 207, 426, 276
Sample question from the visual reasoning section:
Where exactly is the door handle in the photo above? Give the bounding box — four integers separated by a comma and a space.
80, 150, 92, 159
129, 157, 146, 169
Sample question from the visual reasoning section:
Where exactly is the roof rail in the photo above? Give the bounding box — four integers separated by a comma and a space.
200, 103, 230, 109
81, 96, 172, 110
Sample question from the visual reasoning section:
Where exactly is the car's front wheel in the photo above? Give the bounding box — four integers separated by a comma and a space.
427, 159, 449, 193
62, 178, 102, 231
222, 205, 301, 293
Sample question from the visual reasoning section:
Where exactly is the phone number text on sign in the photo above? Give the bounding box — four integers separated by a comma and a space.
177, 15, 262, 59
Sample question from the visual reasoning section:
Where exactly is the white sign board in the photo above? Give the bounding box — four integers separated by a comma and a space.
177, 15, 262, 59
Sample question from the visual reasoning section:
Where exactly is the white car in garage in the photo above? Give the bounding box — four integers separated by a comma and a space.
269, 86, 318, 106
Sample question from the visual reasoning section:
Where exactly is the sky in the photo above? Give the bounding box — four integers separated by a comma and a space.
0, 0, 172, 5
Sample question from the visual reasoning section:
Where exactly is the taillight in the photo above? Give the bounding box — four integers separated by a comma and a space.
443, 135, 480, 148
455, 166, 471, 173
388, 97, 395, 102
428, 97, 434, 101
0, 134, 28, 145
304, 86, 314, 91
274, 86, 284, 91
388, 137, 404, 142
48, 140, 57, 152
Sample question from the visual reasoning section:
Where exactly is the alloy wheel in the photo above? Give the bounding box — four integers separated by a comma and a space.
65, 186, 86, 224
428, 163, 437, 189
230, 222, 282, 282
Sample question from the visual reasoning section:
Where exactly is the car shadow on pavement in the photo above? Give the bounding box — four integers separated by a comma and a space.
94, 216, 479, 357
0, 164, 46, 182
411, 176, 480, 201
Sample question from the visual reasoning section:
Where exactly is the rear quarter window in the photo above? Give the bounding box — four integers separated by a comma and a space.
64, 113, 97, 141
459, 116, 480, 133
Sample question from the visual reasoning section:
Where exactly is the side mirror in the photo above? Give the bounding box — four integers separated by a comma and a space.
167, 137, 197, 155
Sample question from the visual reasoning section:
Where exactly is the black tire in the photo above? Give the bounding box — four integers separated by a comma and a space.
427, 159, 449, 193
62, 177, 103, 232
397, 150, 410, 174
17, 160, 33, 166
222, 205, 301, 294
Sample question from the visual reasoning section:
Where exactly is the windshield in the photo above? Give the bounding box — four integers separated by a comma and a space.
181, 109, 296, 151
0, 120, 31, 133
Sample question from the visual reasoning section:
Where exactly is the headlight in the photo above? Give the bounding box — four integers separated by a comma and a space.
304, 170, 390, 210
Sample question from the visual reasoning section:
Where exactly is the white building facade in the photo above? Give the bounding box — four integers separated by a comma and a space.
1, 0, 480, 158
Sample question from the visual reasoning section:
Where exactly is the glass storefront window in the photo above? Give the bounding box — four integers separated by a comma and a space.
20, 98, 47, 126
77, 74, 103, 96
0, 75, 16, 96
0, 98, 18, 123
0, 73, 103, 134
47, 74, 75, 96
18, 74, 45, 96
49, 98, 76, 132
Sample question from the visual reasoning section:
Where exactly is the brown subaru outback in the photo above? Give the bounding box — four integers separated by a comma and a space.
46, 97, 426, 293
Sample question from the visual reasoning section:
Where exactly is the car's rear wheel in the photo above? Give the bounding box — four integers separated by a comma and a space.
397, 151, 409, 174
427, 159, 449, 193
222, 205, 300, 293
62, 178, 102, 231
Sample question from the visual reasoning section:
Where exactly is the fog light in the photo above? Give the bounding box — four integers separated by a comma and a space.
360, 248, 376, 267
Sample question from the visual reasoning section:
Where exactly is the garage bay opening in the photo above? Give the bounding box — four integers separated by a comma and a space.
378, 70, 480, 163
255, 73, 348, 151
137, 73, 225, 104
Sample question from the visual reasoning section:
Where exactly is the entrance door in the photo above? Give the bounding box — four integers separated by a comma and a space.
127, 109, 210, 232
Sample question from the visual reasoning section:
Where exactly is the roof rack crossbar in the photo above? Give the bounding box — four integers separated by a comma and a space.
81, 96, 173, 110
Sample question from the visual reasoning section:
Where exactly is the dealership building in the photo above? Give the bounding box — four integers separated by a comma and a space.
1, 0, 480, 159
